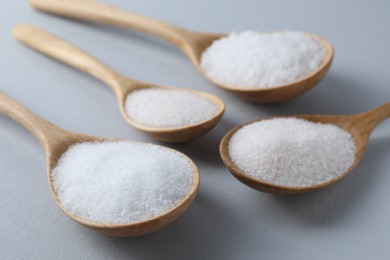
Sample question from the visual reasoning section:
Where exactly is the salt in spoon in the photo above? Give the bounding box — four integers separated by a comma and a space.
220, 103, 390, 195
13, 25, 225, 142
28, 0, 334, 103
0, 91, 200, 236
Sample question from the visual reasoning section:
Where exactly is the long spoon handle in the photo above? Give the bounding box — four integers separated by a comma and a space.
13, 25, 132, 94
0, 91, 65, 150
355, 102, 390, 135
29, 0, 190, 50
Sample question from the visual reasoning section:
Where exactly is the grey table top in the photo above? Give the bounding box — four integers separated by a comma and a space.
1, 0, 389, 259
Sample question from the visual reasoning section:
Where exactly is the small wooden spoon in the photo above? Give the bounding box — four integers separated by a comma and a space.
13, 25, 225, 142
0, 91, 200, 236
28, 0, 334, 103
220, 103, 390, 195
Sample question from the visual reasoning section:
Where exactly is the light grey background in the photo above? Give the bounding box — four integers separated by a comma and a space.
1, 0, 389, 259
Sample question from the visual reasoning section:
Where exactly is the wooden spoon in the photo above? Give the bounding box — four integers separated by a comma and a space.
0, 91, 200, 236
13, 25, 225, 142
28, 0, 334, 103
220, 103, 390, 195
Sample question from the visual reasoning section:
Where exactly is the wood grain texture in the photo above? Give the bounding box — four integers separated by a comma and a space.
28, 0, 333, 103
220, 103, 390, 195
0, 91, 200, 236
13, 25, 225, 142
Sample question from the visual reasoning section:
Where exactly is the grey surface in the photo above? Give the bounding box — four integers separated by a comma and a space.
0, 0, 389, 259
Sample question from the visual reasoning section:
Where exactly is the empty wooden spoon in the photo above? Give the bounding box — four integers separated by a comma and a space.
220, 103, 390, 195
13, 25, 225, 142
0, 91, 200, 236
28, 0, 334, 103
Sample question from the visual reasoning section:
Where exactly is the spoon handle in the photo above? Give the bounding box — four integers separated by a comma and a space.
355, 102, 390, 135
13, 25, 133, 94
29, 0, 190, 51
0, 91, 66, 151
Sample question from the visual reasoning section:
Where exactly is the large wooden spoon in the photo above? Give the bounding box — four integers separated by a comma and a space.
13, 25, 225, 142
0, 91, 200, 236
220, 103, 390, 194
28, 0, 334, 103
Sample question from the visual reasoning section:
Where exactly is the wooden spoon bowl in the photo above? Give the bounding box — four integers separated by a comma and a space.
28, 0, 334, 103
184, 32, 333, 103
220, 103, 390, 195
0, 92, 200, 236
13, 25, 225, 142
116, 83, 225, 142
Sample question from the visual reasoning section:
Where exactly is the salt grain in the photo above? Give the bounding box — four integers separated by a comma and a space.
125, 88, 219, 128
51, 141, 194, 224
201, 31, 327, 89
228, 118, 356, 187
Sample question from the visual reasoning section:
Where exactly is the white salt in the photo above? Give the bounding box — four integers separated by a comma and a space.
125, 88, 219, 128
51, 141, 194, 224
228, 118, 356, 187
201, 31, 327, 89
